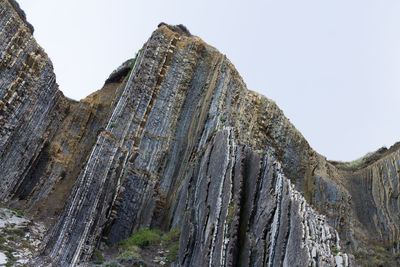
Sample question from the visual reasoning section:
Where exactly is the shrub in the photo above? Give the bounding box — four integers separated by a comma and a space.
0, 244, 15, 253
117, 228, 182, 264
92, 248, 104, 265
119, 228, 161, 248
16, 210, 24, 217
167, 243, 179, 262
117, 245, 141, 261
4, 228, 25, 237
161, 228, 180, 247
332, 246, 340, 255
5, 251, 16, 261
375, 246, 386, 253
162, 228, 181, 262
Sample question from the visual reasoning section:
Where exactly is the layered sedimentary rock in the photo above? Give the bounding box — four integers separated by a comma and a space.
38, 26, 350, 263
0, 0, 63, 200
0, 0, 128, 225
339, 147, 400, 250
0, 1, 399, 266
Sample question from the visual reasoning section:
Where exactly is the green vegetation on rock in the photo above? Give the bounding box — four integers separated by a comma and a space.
332, 246, 340, 256
116, 245, 141, 261
163, 228, 181, 262
354, 246, 400, 267
5, 251, 16, 261
128, 49, 142, 77
116, 227, 181, 265
0, 235, 6, 244
226, 202, 234, 225
16, 210, 24, 218
119, 228, 161, 248
167, 243, 179, 262
0, 243, 15, 253
4, 228, 25, 237
342, 152, 374, 169
92, 248, 104, 265
161, 227, 180, 247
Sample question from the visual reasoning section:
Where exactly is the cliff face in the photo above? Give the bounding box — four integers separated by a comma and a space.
341, 149, 400, 249
0, 1, 399, 266
0, 0, 63, 200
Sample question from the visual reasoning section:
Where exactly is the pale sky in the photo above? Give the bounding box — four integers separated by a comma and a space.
17, 0, 400, 161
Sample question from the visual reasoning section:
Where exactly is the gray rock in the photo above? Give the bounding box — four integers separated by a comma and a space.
0, 2, 399, 266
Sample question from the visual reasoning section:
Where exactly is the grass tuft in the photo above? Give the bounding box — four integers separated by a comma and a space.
161, 228, 180, 247
92, 248, 104, 265
167, 243, 179, 262
5, 251, 16, 261
332, 246, 340, 256
117, 228, 181, 264
117, 245, 141, 261
16, 210, 24, 218
4, 228, 25, 237
119, 228, 161, 249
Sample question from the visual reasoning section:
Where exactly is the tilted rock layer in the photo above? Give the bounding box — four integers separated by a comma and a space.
0, 1, 399, 266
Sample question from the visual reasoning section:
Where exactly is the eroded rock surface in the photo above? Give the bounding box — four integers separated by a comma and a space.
0, 207, 46, 266
0, 1, 399, 266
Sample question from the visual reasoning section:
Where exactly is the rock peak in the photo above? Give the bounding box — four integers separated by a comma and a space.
158, 22, 192, 36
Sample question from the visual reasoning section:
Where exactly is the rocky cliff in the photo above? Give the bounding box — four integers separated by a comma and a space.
0, 1, 399, 266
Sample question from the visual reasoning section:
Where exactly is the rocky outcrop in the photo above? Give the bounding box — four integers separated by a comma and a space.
0, 0, 65, 202
341, 148, 400, 250
0, 0, 128, 226
35, 26, 352, 266
0, 1, 399, 266
0, 208, 46, 266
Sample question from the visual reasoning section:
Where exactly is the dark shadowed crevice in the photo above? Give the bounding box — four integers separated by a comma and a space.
12, 142, 50, 200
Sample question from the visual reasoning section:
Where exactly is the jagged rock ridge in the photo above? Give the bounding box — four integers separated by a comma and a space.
0, 1, 399, 266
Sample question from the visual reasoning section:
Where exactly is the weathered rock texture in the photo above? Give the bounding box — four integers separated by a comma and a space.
0, 1, 399, 266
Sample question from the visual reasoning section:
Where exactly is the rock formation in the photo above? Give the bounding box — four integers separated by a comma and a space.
0, 1, 399, 266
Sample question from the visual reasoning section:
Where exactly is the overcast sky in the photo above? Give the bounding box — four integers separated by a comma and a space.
17, 0, 400, 161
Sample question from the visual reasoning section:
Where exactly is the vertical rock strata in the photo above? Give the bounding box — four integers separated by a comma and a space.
0, 1, 399, 266
0, 0, 127, 224
0, 0, 63, 199
343, 149, 400, 249
37, 26, 350, 265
